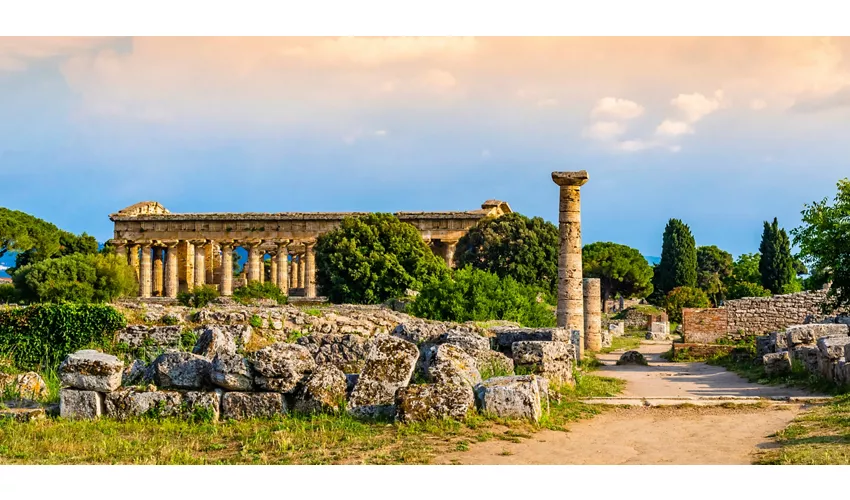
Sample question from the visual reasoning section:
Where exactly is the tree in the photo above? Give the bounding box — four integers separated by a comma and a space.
730, 253, 761, 285
792, 178, 850, 312
454, 212, 559, 295
314, 213, 448, 304
653, 219, 697, 299
696, 245, 733, 306
759, 217, 796, 294
726, 281, 772, 300
582, 242, 653, 306
663, 286, 711, 323
12, 253, 137, 303
0, 207, 61, 266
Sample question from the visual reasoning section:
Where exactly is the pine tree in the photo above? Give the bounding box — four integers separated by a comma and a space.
654, 218, 697, 298
759, 217, 795, 294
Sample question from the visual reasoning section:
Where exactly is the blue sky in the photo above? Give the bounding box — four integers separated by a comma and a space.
2, 37, 850, 271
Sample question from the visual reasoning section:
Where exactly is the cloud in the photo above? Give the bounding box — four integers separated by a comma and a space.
616, 139, 658, 152
670, 90, 725, 123
655, 119, 694, 136
583, 121, 626, 140
0, 264, 7, 271
591, 97, 645, 120
789, 85, 850, 113
421, 69, 457, 89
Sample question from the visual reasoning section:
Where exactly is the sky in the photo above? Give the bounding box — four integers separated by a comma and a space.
2, 36, 850, 265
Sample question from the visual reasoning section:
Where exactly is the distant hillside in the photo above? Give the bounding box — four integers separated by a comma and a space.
644, 256, 660, 266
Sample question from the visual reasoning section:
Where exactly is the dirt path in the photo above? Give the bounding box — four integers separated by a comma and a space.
444, 340, 823, 464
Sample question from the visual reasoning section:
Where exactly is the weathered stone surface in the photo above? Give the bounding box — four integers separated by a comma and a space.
472, 349, 515, 377
817, 335, 850, 360
221, 392, 286, 420
210, 354, 254, 391
0, 405, 46, 422
756, 335, 775, 359
183, 390, 223, 421
150, 351, 212, 389
192, 325, 239, 358
511, 341, 575, 383
771, 330, 788, 350
122, 359, 149, 386
491, 327, 570, 354
59, 350, 124, 392
293, 364, 348, 414
439, 330, 490, 353
645, 331, 670, 341
0, 371, 48, 400
428, 344, 481, 388
791, 345, 820, 373
105, 388, 183, 420
251, 343, 316, 393
786, 324, 850, 346
609, 322, 625, 336
763, 352, 792, 376
345, 373, 359, 396
395, 383, 474, 423
116, 325, 182, 349
600, 329, 613, 349
349, 335, 418, 419
296, 334, 368, 373
474, 375, 544, 422
617, 350, 648, 366
60, 389, 104, 420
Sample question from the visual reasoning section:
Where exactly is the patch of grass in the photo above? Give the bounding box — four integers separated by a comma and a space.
756, 395, 850, 464
285, 330, 308, 344
303, 309, 323, 318
479, 360, 513, 380
249, 315, 263, 329
600, 333, 643, 354
180, 328, 198, 352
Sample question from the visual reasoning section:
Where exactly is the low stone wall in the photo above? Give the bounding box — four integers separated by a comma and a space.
620, 308, 667, 330
682, 308, 728, 343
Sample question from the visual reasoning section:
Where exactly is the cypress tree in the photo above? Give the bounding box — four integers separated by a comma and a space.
655, 218, 697, 297
759, 217, 795, 294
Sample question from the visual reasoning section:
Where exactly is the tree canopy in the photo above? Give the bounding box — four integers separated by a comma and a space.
454, 212, 559, 295
314, 213, 448, 304
696, 245, 733, 306
0, 207, 61, 263
12, 253, 137, 304
759, 217, 796, 294
792, 178, 850, 311
582, 242, 653, 304
652, 218, 697, 300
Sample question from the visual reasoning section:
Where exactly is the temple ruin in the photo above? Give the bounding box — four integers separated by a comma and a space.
109, 200, 512, 299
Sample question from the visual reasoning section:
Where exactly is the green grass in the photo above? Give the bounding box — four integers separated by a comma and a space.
756, 394, 850, 464
0, 372, 623, 464
303, 309, 323, 317
599, 333, 643, 354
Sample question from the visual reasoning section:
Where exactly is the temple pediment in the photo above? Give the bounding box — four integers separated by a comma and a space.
114, 201, 171, 217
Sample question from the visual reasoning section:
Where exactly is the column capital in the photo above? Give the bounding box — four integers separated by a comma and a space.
552, 170, 589, 187
161, 239, 180, 248
188, 238, 207, 246
304, 239, 317, 248
244, 239, 263, 248
218, 239, 235, 248
138, 240, 153, 248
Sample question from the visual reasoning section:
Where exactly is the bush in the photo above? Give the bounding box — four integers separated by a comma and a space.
232, 280, 288, 305
0, 303, 127, 370
0, 283, 19, 304
315, 213, 448, 304
177, 284, 220, 308
663, 286, 711, 323
409, 266, 556, 327
726, 281, 772, 300
11, 253, 137, 304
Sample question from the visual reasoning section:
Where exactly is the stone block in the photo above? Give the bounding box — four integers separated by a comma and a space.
645, 331, 670, 341
104, 388, 184, 420
395, 383, 474, 423
122, 359, 149, 386
221, 392, 286, 420
428, 344, 481, 388
60, 389, 104, 420
763, 352, 792, 376
491, 327, 570, 354
473, 375, 544, 423
251, 342, 316, 393
617, 350, 648, 366
438, 330, 490, 353
59, 350, 124, 392
770, 331, 788, 350
296, 334, 368, 373
791, 345, 819, 373
192, 325, 239, 358
756, 335, 775, 359
293, 364, 348, 414
472, 349, 515, 378
349, 335, 418, 419
511, 341, 575, 383
600, 329, 613, 348
0, 371, 48, 400
609, 322, 625, 336
786, 324, 850, 346
817, 335, 850, 360
116, 325, 182, 349
150, 351, 212, 389
210, 354, 255, 391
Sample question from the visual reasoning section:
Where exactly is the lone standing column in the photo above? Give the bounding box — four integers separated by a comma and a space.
164, 241, 179, 298
220, 241, 234, 296
552, 170, 589, 335
583, 278, 602, 352
139, 242, 153, 298
305, 241, 316, 298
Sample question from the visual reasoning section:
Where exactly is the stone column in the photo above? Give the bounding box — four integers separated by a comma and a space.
192, 240, 207, 287
269, 252, 278, 286
305, 241, 316, 298
129, 243, 140, 280
220, 241, 234, 296
114, 240, 127, 263
298, 253, 306, 289
276, 241, 289, 295
152, 247, 164, 297
164, 241, 179, 298
290, 252, 298, 290
443, 239, 458, 268
205, 241, 216, 284
139, 242, 152, 298
552, 170, 589, 333
246, 241, 261, 283
583, 278, 602, 352
178, 241, 194, 292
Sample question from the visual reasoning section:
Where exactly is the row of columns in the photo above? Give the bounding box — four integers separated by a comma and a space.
114, 239, 318, 299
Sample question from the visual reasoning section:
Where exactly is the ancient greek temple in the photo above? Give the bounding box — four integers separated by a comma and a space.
109, 200, 512, 299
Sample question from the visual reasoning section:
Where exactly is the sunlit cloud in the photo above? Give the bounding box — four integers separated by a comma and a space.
591, 97, 644, 120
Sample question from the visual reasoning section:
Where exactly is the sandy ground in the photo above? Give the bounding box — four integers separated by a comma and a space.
443, 341, 822, 465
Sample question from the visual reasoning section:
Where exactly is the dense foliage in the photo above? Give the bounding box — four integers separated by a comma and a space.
232, 280, 288, 305
696, 245, 734, 306
11, 253, 137, 304
759, 217, 796, 294
0, 207, 61, 265
653, 219, 698, 300
726, 281, 772, 300
792, 178, 850, 311
315, 213, 448, 304
409, 267, 556, 327
177, 284, 220, 308
454, 212, 559, 295
582, 242, 653, 303
0, 303, 127, 370
663, 286, 711, 323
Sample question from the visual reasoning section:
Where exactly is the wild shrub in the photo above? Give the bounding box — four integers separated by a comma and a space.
177, 285, 220, 308
232, 281, 288, 305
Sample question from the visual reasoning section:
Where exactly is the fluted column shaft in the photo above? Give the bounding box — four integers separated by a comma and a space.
443, 239, 458, 269
153, 247, 164, 296
220, 242, 234, 296
276, 242, 289, 295
305, 242, 316, 298
164, 242, 179, 298
298, 254, 305, 289
247, 242, 261, 283
270, 253, 278, 285
192, 240, 206, 287
552, 171, 589, 335
583, 278, 602, 352
139, 243, 152, 298
129, 244, 140, 280
205, 241, 216, 284
290, 254, 297, 289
